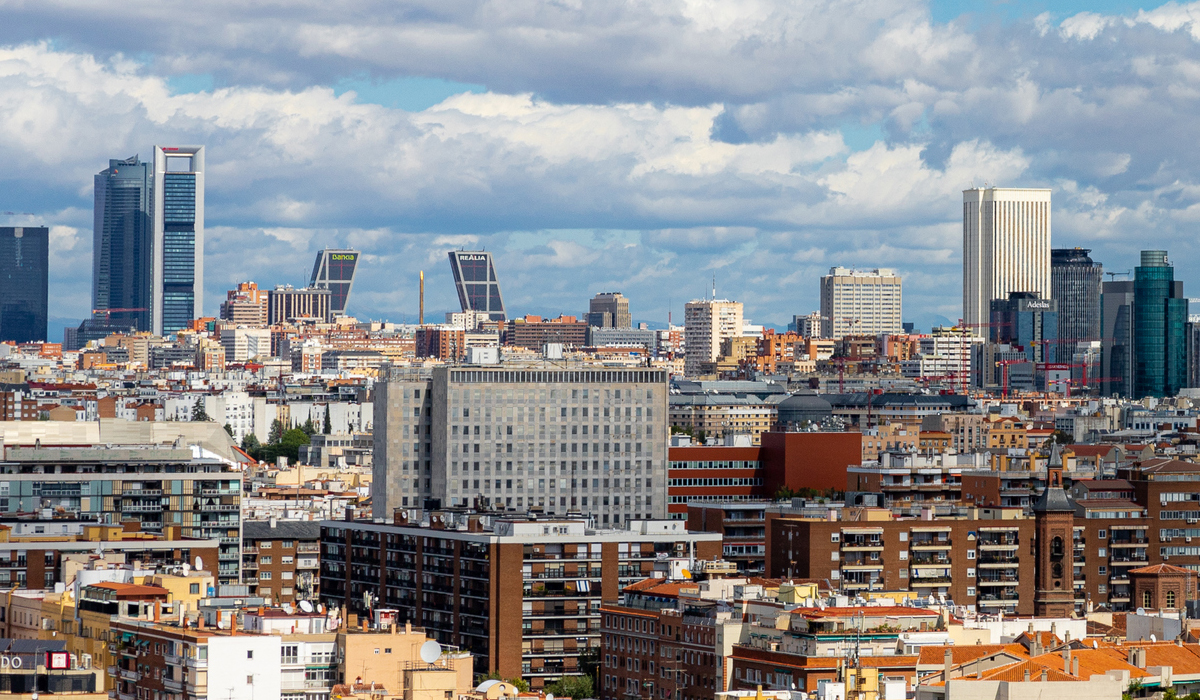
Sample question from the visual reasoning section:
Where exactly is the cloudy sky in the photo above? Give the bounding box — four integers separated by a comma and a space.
3, 0, 1200, 338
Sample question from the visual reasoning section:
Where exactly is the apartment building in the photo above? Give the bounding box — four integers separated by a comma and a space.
819, 267, 903, 338
684, 300, 743, 378
242, 520, 321, 604
767, 507, 1035, 615
373, 364, 669, 525
318, 513, 721, 688
668, 394, 779, 445
0, 444, 243, 583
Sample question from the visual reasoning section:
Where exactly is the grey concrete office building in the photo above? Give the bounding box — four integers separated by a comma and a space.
587, 292, 632, 328
0, 227, 48, 343
373, 364, 669, 525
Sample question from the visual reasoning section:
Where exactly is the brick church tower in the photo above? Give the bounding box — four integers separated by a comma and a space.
1034, 446, 1076, 617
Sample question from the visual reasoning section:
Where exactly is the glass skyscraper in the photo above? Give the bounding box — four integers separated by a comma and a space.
448, 250, 507, 321
309, 248, 360, 316
0, 226, 48, 343
93, 155, 153, 331
153, 146, 204, 335
1051, 248, 1102, 343
1133, 250, 1187, 398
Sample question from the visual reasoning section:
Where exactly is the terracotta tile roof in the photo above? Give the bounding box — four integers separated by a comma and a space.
979, 659, 1080, 683
917, 644, 1028, 666
1128, 563, 1196, 575
87, 582, 170, 597
1029, 649, 1150, 680
1139, 644, 1200, 674
1014, 631, 1063, 649
1069, 445, 1118, 457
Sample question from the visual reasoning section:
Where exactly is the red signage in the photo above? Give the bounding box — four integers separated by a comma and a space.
45, 651, 70, 670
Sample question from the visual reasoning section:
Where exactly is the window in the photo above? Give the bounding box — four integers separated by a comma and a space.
190, 584, 199, 595
260, 572, 272, 580
967, 568, 975, 578
247, 651, 254, 659
260, 556, 272, 565
1167, 590, 1177, 608
966, 587, 975, 596
260, 542, 272, 549
1143, 590, 1153, 608
1097, 548, 1106, 558
967, 550, 976, 560
1098, 530, 1107, 539
282, 541, 294, 549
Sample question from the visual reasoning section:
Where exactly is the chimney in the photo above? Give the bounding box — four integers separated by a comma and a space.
944, 649, 953, 681
406, 621, 412, 634
270, 517, 277, 529
1051, 622, 1058, 638
198, 616, 206, 630
154, 603, 161, 623
1024, 669, 1031, 682
1062, 648, 1069, 672
1072, 656, 1080, 677
1040, 669, 1047, 682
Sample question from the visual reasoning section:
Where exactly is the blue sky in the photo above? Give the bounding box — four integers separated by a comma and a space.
2, 0, 1200, 338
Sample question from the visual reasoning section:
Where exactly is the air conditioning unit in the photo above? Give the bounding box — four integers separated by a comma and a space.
1189, 519, 1198, 525
81, 654, 92, 669
1187, 537, 1193, 543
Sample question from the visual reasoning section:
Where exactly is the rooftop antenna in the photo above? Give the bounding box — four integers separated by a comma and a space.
419, 271, 425, 325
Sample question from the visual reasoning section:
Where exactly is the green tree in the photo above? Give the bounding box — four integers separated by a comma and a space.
223, 423, 234, 437
268, 418, 284, 444
191, 398, 210, 422
323, 406, 332, 434
241, 433, 261, 454
302, 416, 316, 437
278, 428, 311, 464
1047, 429, 1075, 446
546, 675, 594, 699
577, 646, 600, 688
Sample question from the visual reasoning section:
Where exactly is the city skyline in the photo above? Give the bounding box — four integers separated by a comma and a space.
5, 2, 1200, 334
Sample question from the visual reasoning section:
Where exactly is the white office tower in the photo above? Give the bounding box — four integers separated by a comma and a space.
819, 267, 903, 338
962, 187, 1051, 334
683, 299, 743, 377
152, 145, 205, 336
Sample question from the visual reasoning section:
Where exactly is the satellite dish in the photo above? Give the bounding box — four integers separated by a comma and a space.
1137, 607, 1146, 615
1151, 634, 1157, 642
318, 603, 326, 613
1092, 640, 1098, 649
182, 563, 190, 573
282, 602, 294, 614
194, 556, 203, 570
299, 600, 314, 613
419, 640, 442, 664
547, 694, 555, 700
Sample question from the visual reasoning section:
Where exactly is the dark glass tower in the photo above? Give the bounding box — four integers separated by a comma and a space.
153, 146, 204, 336
1051, 247, 1102, 345
448, 250, 506, 321
1132, 250, 1187, 398
0, 227, 48, 343
1101, 280, 1135, 397
310, 248, 360, 316
93, 155, 153, 331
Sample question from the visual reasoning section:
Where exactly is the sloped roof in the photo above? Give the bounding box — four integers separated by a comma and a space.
1030, 649, 1149, 680
1128, 563, 1196, 576
916, 644, 1028, 667
979, 659, 1080, 683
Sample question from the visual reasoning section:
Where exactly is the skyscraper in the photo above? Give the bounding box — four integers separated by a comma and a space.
309, 248, 360, 316
683, 298, 743, 377
1100, 279, 1135, 397
962, 187, 1052, 333
1051, 248, 1102, 344
448, 250, 506, 321
819, 267, 902, 338
93, 155, 153, 331
153, 145, 204, 336
587, 292, 631, 328
1132, 250, 1187, 398
0, 226, 48, 343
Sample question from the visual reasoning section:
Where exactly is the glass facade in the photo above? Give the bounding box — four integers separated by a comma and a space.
161, 173, 197, 333
309, 248, 359, 315
1051, 247, 1102, 344
1133, 250, 1187, 398
448, 250, 507, 321
0, 227, 48, 343
93, 156, 153, 331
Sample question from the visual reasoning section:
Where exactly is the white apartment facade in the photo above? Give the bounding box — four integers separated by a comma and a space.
962, 187, 1052, 333
819, 267, 903, 338
683, 299, 743, 377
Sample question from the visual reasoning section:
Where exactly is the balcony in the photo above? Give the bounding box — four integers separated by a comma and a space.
842, 562, 884, 571
910, 541, 952, 551
842, 542, 885, 551
163, 677, 183, 691
121, 504, 164, 512
164, 653, 181, 666
122, 489, 162, 496
119, 668, 140, 682
910, 576, 952, 586
298, 543, 321, 553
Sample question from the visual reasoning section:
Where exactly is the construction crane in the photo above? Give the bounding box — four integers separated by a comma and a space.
92, 308, 147, 319
1, 211, 35, 216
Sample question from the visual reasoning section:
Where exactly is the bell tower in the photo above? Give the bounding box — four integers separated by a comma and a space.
1033, 445, 1076, 617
